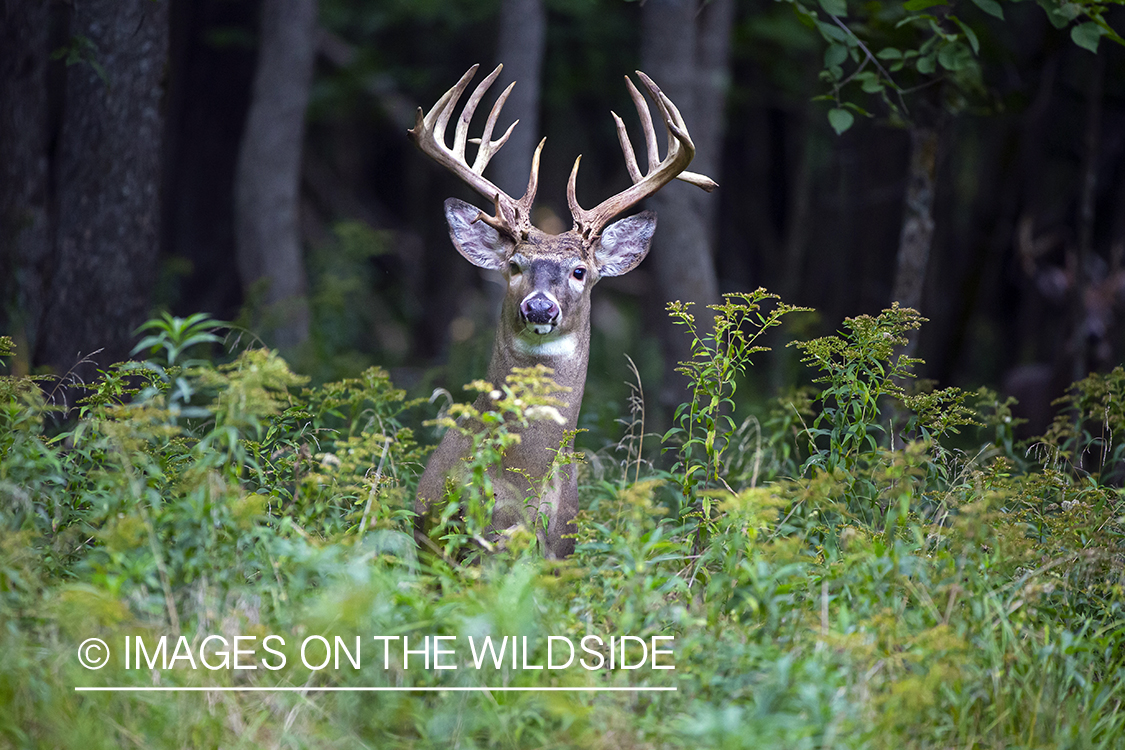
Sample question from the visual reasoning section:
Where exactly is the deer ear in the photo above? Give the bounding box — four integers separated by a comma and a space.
594, 211, 656, 277
444, 198, 514, 270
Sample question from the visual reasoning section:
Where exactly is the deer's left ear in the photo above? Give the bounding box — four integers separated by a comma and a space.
444, 197, 515, 270
593, 211, 656, 277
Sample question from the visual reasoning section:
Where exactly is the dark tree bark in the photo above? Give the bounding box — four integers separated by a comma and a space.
890, 125, 940, 354
36, 0, 170, 374
693, 0, 734, 247
641, 0, 730, 407
491, 0, 546, 203
234, 0, 317, 349
0, 0, 51, 370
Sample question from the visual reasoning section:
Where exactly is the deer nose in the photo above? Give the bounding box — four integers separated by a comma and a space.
520, 294, 560, 325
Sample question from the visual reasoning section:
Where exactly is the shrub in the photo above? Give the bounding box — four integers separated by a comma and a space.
1, 304, 1122, 749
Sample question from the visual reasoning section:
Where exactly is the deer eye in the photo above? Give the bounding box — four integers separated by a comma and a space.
509, 261, 521, 276
572, 266, 587, 281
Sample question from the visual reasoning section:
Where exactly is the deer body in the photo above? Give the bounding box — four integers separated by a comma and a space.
411, 64, 714, 558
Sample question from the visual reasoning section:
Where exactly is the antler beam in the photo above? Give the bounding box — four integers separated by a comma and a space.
408, 64, 541, 239
567, 72, 717, 240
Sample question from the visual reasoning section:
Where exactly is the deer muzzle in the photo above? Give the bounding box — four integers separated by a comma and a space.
520, 292, 560, 333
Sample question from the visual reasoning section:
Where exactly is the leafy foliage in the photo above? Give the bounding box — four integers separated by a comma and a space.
780, 0, 1125, 132
2, 305, 1124, 748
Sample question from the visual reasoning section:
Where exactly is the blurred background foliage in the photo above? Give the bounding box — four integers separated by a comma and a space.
2, 0, 1124, 445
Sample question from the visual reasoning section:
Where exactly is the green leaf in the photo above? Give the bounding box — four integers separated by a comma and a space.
828, 107, 855, 135
876, 47, 903, 60
861, 76, 884, 93
1036, 0, 1071, 28
904, 0, 946, 10
1071, 22, 1103, 54
916, 54, 937, 74
938, 41, 973, 70
950, 16, 981, 54
970, 0, 1004, 19
818, 0, 848, 17
815, 20, 850, 42
824, 43, 849, 67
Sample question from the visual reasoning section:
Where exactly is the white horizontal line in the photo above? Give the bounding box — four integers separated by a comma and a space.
75, 686, 676, 693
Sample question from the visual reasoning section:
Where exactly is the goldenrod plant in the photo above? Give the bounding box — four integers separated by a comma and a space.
1, 302, 1123, 748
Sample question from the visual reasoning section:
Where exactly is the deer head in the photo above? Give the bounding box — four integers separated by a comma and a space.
411, 64, 715, 558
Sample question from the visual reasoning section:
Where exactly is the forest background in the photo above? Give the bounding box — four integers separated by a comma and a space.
2, 0, 1124, 429
4, 0, 1125, 747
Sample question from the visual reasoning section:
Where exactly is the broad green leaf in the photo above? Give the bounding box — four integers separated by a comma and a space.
818, 0, 848, 17
815, 20, 849, 42
876, 47, 903, 59
828, 107, 855, 135
904, 0, 946, 10
861, 76, 884, 93
825, 43, 848, 67
1036, 0, 1072, 28
1071, 22, 1103, 53
916, 53, 937, 74
950, 16, 981, 54
970, 0, 1004, 19
938, 41, 973, 70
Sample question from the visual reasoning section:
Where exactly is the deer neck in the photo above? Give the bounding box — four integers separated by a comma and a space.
485, 297, 591, 433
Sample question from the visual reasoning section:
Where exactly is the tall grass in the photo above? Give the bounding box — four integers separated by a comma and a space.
1, 300, 1122, 749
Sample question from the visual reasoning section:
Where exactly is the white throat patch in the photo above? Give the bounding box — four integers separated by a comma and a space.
514, 333, 577, 359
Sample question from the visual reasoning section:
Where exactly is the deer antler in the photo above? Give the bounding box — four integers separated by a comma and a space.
568, 72, 717, 240
408, 64, 542, 239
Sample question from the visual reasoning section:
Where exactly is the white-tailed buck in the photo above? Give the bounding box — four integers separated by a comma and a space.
412, 64, 715, 558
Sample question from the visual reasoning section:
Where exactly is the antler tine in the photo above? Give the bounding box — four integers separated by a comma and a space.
611, 112, 643, 184
409, 64, 541, 238
524, 137, 545, 206
430, 65, 479, 144
568, 72, 717, 239
471, 81, 519, 174
636, 74, 718, 193
624, 75, 660, 173
453, 64, 503, 160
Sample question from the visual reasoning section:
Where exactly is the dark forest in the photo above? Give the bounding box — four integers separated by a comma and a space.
3, 0, 1123, 424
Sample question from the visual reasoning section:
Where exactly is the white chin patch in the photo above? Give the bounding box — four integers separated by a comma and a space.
514, 333, 577, 358
531, 323, 555, 335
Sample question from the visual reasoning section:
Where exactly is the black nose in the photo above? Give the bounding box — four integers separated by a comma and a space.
521, 295, 559, 325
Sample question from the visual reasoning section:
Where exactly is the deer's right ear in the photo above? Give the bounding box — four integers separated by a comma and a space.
444, 198, 514, 270
594, 210, 657, 277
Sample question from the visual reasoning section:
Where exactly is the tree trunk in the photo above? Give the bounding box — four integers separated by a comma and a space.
641, 0, 729, 408
693, 0, 734, 247
491, 0, 546, 203
234, 0, 317, 349
0, 0, 51, 372
36, 0, 170, 374
890, 125, 939, 355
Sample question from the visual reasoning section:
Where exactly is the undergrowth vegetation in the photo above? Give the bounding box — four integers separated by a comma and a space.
1, 296, 1123, 748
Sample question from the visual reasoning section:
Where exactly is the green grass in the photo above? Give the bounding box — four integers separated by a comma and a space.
1, 302, 1123, 749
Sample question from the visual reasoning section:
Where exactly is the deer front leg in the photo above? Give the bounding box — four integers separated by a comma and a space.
541, 466, 578, 559
414, 428, 472, 545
